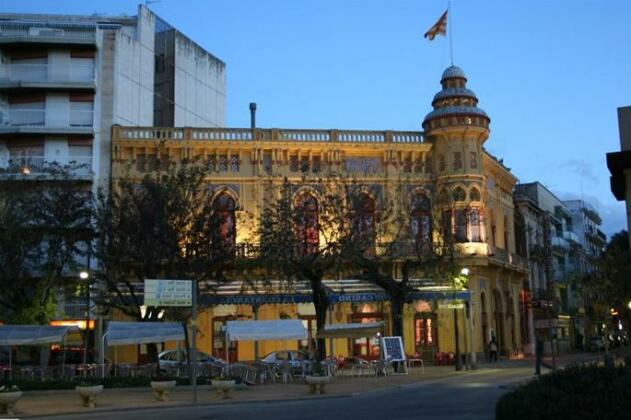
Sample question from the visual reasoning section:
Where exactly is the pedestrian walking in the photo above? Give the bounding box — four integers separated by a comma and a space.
489, 336, 498, 362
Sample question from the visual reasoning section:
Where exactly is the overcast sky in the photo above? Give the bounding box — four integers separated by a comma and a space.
4, 0, 630, 237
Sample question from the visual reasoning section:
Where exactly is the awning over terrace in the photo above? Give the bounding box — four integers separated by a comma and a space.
201, 279, 389, 306
104, 321, 185, 346
316, 322, 384, 339
0, 325, 78, 346
224, 320, 307, 341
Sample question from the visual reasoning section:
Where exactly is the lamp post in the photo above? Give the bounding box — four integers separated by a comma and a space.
453, 267, 469, 371
80, 270, 90, 364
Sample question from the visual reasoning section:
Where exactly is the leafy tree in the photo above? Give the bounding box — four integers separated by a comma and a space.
94, 157, 235, 362
0, 163, 93, 324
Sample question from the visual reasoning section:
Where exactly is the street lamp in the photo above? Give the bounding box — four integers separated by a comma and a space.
453, 267, 469, 371
80, 270, 90, 364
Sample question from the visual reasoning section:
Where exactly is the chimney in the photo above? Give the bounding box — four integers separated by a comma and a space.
249, 102, 257, 130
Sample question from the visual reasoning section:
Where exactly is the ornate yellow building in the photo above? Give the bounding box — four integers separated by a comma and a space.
110, 66, 527, 363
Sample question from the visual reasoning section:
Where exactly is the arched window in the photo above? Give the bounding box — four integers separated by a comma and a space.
351, 192, 376, 255
211, 192, 236, 259
295, 193, 319, 255
453, 187, 466, 202
470, 187, 481, 202
410, 193, 431, 247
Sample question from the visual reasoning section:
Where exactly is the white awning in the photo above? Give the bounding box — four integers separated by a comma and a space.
105, 321, 185, 346
224, 320, 307, 341
0, 325, 78, 346
316, 322, 384, 339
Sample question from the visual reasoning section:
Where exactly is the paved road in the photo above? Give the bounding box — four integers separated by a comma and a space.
39, 365, 535, 420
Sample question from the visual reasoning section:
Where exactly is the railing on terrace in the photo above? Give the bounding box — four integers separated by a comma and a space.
4, 109, 93, 128
4, 63, 95, 83
0, 23, 96, 43
1, 156, 92, 176
115, 126, 424, 144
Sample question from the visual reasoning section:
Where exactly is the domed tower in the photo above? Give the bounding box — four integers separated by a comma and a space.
423, 66, 490, 245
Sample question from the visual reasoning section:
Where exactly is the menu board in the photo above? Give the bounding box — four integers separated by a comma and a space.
381, 336, 406, 362
144, 279, 192, 307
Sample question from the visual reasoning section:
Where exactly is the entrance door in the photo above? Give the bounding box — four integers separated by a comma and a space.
414, 315, 437, 361
212, 317, 238, 362
350, 313, 383, 360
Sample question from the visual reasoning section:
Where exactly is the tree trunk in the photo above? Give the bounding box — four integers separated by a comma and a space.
308, 271, 329, 361
390, 297, 404, 338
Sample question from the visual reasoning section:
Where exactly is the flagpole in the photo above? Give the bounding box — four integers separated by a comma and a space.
448, 1, 454, 65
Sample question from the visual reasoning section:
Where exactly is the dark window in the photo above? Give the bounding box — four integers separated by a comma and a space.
470, 187, 481, 201
454, 209, 468, 242
312, 156, 321, 173
300, 156, 310, 173
211, 193, 236, 260
351, 193, 376, 256
290, 155, 299, 172
453, 187, 466, 202
410, 194, 431, 248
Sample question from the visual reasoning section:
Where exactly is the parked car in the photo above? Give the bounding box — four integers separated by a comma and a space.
587, 336, 606, 352
158, 349, 225, 373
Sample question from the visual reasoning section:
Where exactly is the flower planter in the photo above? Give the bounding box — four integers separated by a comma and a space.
150, 380, 176, 401
0, 391, 22, 415
305, 375, 330, 395
76, 385, 103, 408
212, 379, 235, 399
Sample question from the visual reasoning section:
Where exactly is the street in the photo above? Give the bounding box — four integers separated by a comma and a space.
38, 365, 535, 420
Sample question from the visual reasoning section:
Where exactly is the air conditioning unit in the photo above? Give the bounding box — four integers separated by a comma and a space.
28, 27, 65, 37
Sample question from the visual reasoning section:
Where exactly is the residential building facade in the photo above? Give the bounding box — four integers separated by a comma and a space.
607, 105, 631, 250
109, 66, 528, 364
0, 5, 225, 332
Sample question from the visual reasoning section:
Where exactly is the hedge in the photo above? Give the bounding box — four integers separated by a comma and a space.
496, 363, 631, 420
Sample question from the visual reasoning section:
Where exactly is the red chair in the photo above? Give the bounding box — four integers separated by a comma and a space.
447, 352, 456, 365
435, 352, 447, 365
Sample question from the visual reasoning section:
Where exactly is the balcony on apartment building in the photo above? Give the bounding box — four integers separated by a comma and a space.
0, 62, 96, 91
0, 23, 97, 47
489, 246, 529, 271
0, 154, 92, 180
551, 235, 570, 250
0, 107, 94, 136
562, 230, 580, 244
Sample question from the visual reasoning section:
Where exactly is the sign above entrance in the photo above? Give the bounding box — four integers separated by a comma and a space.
144, 279, 192, 307
438, 302, 465, 310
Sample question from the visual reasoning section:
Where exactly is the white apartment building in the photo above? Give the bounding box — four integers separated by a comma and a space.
0, 4, 226, 192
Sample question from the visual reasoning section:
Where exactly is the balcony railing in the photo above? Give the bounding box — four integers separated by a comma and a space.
551, 236, 569, 249
5, 63, 95, 83
4, 109, 93, 128
0, 24, 96, 44
2, 155, 92, 177
563, 231, 580, 243
117, 126, 425, 144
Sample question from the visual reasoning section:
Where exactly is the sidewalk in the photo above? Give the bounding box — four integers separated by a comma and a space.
11, 365, 457, 418
10, 351, 621, 418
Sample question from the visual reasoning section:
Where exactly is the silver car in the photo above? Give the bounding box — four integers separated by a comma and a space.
158, 349, 225, 374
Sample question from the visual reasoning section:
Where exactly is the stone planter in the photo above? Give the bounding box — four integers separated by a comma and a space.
150, 380, 176, 401
0, 391, 22, 415
212, 379, 235, 399
76, 385, 103, 408
305, 375, 330, 395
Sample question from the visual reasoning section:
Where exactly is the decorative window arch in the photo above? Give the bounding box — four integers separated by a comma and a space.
470, 187, 481, 202
295, 192, 319, 255
211, 192, 236, 259
350, 192, 376, 255
453, 186, 466, 202
410, 193, 432, 247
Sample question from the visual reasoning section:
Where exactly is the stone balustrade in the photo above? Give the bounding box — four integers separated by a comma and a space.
113, 126, 424, 144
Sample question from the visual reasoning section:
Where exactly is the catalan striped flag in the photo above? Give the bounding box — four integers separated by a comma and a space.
424, 10, 448, 41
